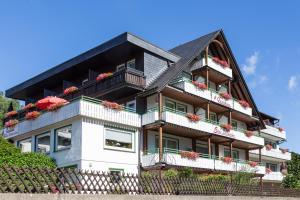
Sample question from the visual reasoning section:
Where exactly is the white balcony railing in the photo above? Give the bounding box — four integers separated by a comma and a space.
261, 125, 286, 140
250, 147, 291, 161
263, 172, 285, 182
172, 80, 252, 116
199, 56, 233, 78
3, 96, 141, 139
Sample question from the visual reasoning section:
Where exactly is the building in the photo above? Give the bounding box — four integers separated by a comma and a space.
3, 30, 290, 183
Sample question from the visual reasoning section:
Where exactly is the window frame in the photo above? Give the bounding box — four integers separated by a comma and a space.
104, 127, 135, 152
224, 148, 239, 159
54, 125, 72, 152
210, 112, 218, 124
35, 132, 51, 154
155, 136, 179, 151
17, 138, 32, 153
266, 163, 277, 172
231, 120, 238, 131
127, 59, 136, 69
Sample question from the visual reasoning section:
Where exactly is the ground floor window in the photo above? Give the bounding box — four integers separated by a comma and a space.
36, 132, 51, 154
55, 125, 72, 151
155, 136, 179, 151
18, 138, 32, 153
104, 127, 135, 152
224, 148, 239, 159
266, 163, 277, 172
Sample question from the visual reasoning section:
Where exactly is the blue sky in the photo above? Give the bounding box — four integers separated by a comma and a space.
0, 1, 299, 152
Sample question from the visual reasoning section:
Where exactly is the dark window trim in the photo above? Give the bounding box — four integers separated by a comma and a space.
54, 125, 72, 152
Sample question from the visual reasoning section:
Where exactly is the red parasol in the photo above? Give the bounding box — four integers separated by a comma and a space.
36, 96, 68, 110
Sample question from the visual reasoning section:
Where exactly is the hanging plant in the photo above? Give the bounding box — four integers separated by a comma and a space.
221, 124, 232, 132
212, 56, 229, 68
278, 127, 285, 132
280, 148, 289, 154
25, 111, 41, 120
96, 72, 113, 82
248, 161, 258, 168
102, 101, 123, 111
63, 86, 79, 95
47, 102, 66, 112
219, 92, 232, 100
244, 130, 254, 137
238, 100, 250, 108
5, 111, 18, 118
222, 156, 233, 164
266, 168, 272, 174
22, 103, 36, 111
186, 113, 201, 122
180, 151, 199, 160
5, 119, 19, 128
192, 81, 208, 90
265, 144, 272, 151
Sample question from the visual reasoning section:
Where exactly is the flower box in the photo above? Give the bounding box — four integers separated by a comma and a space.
22, 103, 35, 111
96, 72, 113, 82
265, 144, 272, 151
248, 161, 258, 168
238, 100, 250, 108
5, 111, 18, 118
186, 113, 201, 122
222, 156, 233, 164
244, 130, 254, 137
221, 124, 232, 132
5, 119, 19, 128
180, 151, 199, 160
278, 127, 285, 132
219, 92, 232, 100
25, 111, 41, 120
47, 102, 66, 112
280, 148, 289, 154
102, 101, 123, 111
63, 86, 79, 95
212, 57, 229, 68
266, 168, 272, 174
192, 81, 207, 90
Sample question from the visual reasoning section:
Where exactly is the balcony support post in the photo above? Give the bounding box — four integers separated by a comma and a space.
228, 110, 232, 125
208, 136, 212, 158
245, 149, 249, 161
205, 68, 209, 86
259, 147, 262, 163
230, 141, 233, 158
228, 80, 231, 96
206, 103, 210, 120
143, 129, 148, 154
205, 46, 209, 65
158, 92, 164, 162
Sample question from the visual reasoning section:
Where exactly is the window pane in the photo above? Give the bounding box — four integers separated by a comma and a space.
165, 100, 176, 110
167, 140, 177, 149
127, 59, 136, 69
36, 133, 50, 154
105, 128, 134, 151
19, 138, 32, 153
231, 121, 238, 130
177, 103, 187, 113
56, 126, 72, 151
210, 113, 217, 123
224, 149, 239, 159
196, 144, 208, 154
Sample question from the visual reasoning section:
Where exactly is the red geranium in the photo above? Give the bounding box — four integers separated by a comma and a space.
248, 161, 258, 168
266, 168, 272, 174
102, 101, 123, 111
23, 103, 35, 111
47, 102, 66, 111
238, 100, 250, 108
180, 151, 199, 160
25, 111, 41, 120
63, 86, 78, 95
212, 57, 229, 68
278, 127, 285, 132
265, 144, 272, 151
220, 92, 232, 100
221, 124, 232, 132
186, 113, 201, 122
222, 156, 233, 164
192, 81, 208, 90
96, 72, 113, 82
5, 111, 18, 118
5, 119, 19, 128
244, 130, 254, 137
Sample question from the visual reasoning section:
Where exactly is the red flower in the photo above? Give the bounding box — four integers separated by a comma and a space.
265, 144, 272, 151
244, 130, 254, 137
266, 168, 272, 174
5, 119, 19, 128
220, 92, 232, 100
96, 72, 113, 82
280, 148, 289, 154
22, 103, 35, 111
180, 151, 199, 160
47, 102, 66, 111
221, 124, 232, 132
25, 111, 40, 120
278, 127, 285, 132
5, 111, 18, 118
102, 101, 123, 111
222, 156, 233, 164
186, 113, 201, 122
63, 86, 78, 95
192, 81, 208, 90
248, 161, 258, 168
238, 100, 250, 108
212, 56, 229, 68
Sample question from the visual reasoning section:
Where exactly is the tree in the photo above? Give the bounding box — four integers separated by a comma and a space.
0, 92, 20, 130
282, 152, 300, 188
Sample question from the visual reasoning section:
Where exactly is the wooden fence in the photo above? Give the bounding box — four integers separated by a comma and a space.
0, 166, 299, 197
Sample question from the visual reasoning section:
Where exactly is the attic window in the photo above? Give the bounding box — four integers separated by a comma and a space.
127, 59, 136, 69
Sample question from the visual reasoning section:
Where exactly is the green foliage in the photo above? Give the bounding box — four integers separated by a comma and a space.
164, 168, 178, 178
142, 171, 154, 178
200, 174, 230, 181
232, 171, 257, 184
0, 93, 20, 130
0, 136, 56, 168
282, 175, 300, 188
282, 152, 300, 188
178, 167, 195, 178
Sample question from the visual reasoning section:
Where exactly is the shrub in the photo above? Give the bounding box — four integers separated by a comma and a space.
178, 167, 195, 178
200, 174, 230, 181
164, 169, 178, 178
282, 175, 300, 188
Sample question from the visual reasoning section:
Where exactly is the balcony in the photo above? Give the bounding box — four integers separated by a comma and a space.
263, 172, 285, 182
142, 148, 265, 175
142, 108, 264, 147
250, 147, 291, 161
3, 96, 141, 139
261, 125, 286, 140
172, 80, 253, 116
198, 56, 233, 78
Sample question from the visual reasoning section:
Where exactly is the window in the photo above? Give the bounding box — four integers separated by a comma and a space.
210, 113, 217, 123
165, 99, 187, 113
116, 63, 125, 71
126, 100, 136, 111
82, 78, 88, 86
18, 138, 32, 153
196, 143, 208, 154
218, 84, 228, 93
231, 120, 238, 131
127, 59, 136, 69
155, 137, 178, 151
224, 149, 239, 159
109, 168, 124, 183
55, 125, 72, 151
177, 103, 187, 113
165, 99, 176, 110
266, 163, 277, 172
265, 141, 277, 149
104, 127, 134, 152
36, 132, 51, 154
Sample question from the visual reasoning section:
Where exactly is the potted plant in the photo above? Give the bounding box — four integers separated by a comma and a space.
238, 100, 250, 108
63, 86, 79, 95
248, 161, 258, 168
280, 148, 289, 154
266, 168, 272, 174
192, 81, 208, 90
5, 119, 19, 128
244, 130, 254, 137
278, 127, 285, 132
219, 92, 232, 100
186, 113, 201, 122
47, 102, 66, 111
102, 101, 123, 111
265, 144, 272, 151
5, 111, 18, 118
22, 103, 35, 111
25, 111, 41, 120
221, 124, 232, 132
222, 156, 233, 164
96, 72, 113, 82
212, 56, 229, 68
180, 151, 199, 160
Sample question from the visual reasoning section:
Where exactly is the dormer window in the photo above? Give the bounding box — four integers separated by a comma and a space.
127, 59, 136, 69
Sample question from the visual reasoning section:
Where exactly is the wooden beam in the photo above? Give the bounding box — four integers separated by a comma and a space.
228, 80, 231, 96
259, 148, 262, 163
208, 136, 211, 158
143, 129, 148, 154
159, 126, 163, 162
206, 68, 209, 86
245, 149, 249, 161
206, 103, 210, 120
158, 92, 163, 120
230, 141, 233, 158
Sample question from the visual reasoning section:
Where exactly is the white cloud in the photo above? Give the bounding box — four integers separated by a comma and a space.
242, 51, 259, 75
249, 75, 268, 89
288, 76, 297, 91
